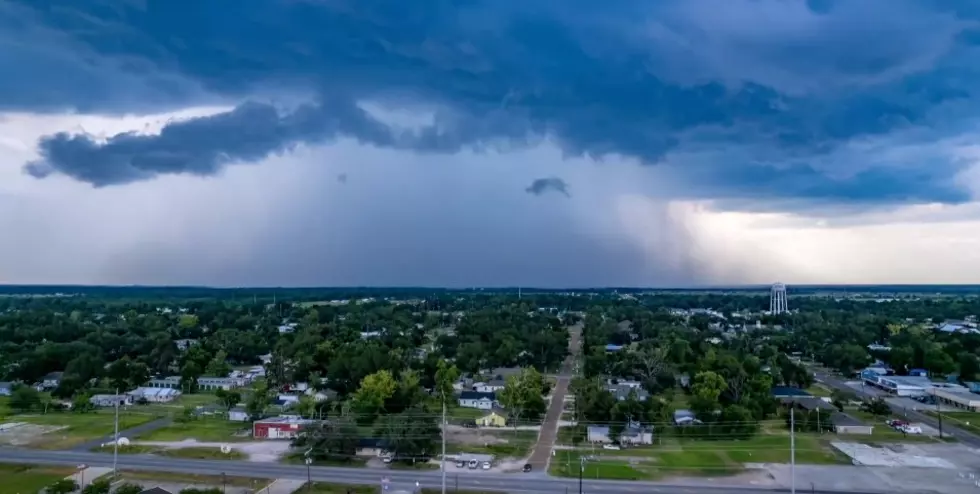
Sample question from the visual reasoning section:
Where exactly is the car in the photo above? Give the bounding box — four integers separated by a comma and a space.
455, 460, 465, 468
481, 461, 491, 470
602, 444, 621, 450
522, 464, 532, 473
382, 456, 393, 464
468, 459, 478, 469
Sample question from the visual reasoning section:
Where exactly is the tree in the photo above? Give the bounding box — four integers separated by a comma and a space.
246, 383, 271, 420
204, 350, 232, 378
860, 397, 891, 418
47, 479, 79, 494
180, 360, 203, 393
82, 478, 112, 494
352, 370, 397, 423
292, 417, 360, 463
498, 368, 547, 423
434, 360, 460, 404
215, 389, 242, 411
114, 483, 144, 494
378, 407, 440, 462
9, 385, 41, 413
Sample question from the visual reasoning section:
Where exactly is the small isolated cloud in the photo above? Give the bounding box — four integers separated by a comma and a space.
525, 177, 570, 197
336, 173, 348, 184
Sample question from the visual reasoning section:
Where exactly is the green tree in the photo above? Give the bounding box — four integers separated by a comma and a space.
115, 483, 144, 494
82, 478, 112, 494
204, 350, 232, 378
9, 385, 41, 413
352, 370, 397, 423
434, 360, 460, 404
46, 479, 79, 494
292, 416, 360, 463
861, 397, 891, 418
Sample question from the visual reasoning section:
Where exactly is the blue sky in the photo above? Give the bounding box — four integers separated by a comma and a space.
2, 0, 980, 286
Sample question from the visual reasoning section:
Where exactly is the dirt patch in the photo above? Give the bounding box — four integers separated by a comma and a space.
445, 426, 510, 446
135, 439, 291, 462
0, 422, 68, 446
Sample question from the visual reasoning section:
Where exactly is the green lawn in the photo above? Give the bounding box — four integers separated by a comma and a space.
136, 418, 250, 442
0, 464, 75, 494
9, 412, 159, 449
924, 410, 980, 435
805, 384, 833, 398
551, 433, 849, 480
156, 447, 247, 460
118, 471, 270, 489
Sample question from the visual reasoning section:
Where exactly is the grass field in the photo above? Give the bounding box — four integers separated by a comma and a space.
849, 410, 952, 443
118, 470, 270, 489
91, 444, 246, 460
136, 418, 250, 442
551, 433, 850, 480
11, 412, 160, 449
447, 430, 538, 457
924, 410, 980, 435
0, 463, 75, 494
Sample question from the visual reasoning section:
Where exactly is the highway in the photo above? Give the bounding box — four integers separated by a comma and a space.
0, 448, 886, 494
811, 368, 980, 448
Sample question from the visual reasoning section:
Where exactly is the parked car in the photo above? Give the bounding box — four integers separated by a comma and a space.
455, 460, 465, 468
468, 459, 478, 469
522, 464, 532, 473
481, 461, 491, 470
602, 444, 621, 450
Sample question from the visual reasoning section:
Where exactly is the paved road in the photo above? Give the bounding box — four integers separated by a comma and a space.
71, 417, 173, 451
527, 324, 581, 470
812, 369, 980, 448
0, 448, 888, 494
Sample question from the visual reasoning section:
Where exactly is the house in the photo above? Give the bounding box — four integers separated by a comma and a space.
607, 384, 649, 402
356, 437, 390, 457
476, 409, 508, 427
586, 423, 654, 445
41, 372, 63, 389
140, 488, 174, 494
90, 394, 133, 407
127, 387, 181, 403
475, 379, 507, 393
147, 376, 182, 389
453, 377, 475, 392
253, 416, 316, 439
458, 391, 497, 410
196, 376, 242, 391
174, 339, 198, 351
0, 382, 12, 396
278, 323, 298, 334
228, 407, 250, 422
673, 409, 701, 425
780, 396, 836, 412
832, 413, 873, 435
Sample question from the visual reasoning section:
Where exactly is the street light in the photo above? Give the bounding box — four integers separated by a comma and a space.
305, 448, 313, 491
579, 457, 585, 494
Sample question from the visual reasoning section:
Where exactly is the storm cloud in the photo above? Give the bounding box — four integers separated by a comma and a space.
5, 0, 980, 209
525, 177, 570, 197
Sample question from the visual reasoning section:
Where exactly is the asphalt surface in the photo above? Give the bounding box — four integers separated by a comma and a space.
71, 417, 173, 451
527, 325, 579, 470
0, 448, 887, 494
811, 369, 980, 448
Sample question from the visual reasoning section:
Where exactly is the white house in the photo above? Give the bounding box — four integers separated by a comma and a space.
458, 391, 497, 410
474, 379, 506, 393
0, 382, 12, 396
41, 372, 63, 389
128, 387, 181, 403
90, 394, 133, 407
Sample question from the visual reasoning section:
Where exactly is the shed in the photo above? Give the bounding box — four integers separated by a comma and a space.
476, 409, 508, 427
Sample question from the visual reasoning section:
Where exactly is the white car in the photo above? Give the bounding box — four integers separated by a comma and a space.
481, 461, 492, 470
602, 444, 621, 450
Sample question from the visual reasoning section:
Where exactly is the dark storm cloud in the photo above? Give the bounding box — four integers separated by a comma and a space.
5, 0, 980, 207
525, 177, 570, 197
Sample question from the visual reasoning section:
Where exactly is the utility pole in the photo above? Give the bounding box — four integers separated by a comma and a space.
441, 401, 447, 494
579, 456, 585, 494
790, 406, 796, 494
112, 389, 120, 478
936, 398, 943, 439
